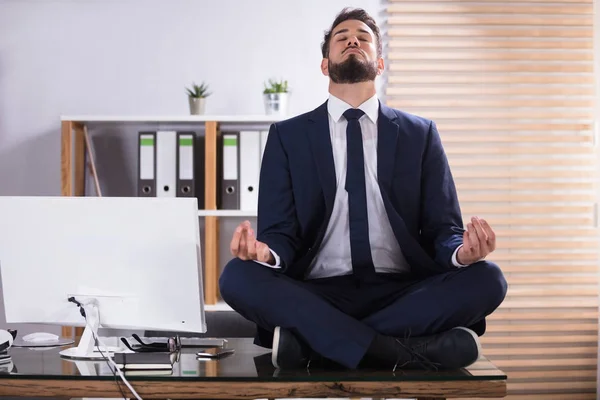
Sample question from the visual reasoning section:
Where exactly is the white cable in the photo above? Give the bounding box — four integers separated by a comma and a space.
88, 326, 143, 400
73, 299, 143, 400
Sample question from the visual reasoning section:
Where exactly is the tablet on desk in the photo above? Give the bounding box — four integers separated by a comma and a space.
113, 352, 173, 370
196, 348, 235, 359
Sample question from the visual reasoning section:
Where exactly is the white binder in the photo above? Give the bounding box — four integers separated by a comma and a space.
156, 131, 177, 197
239, 131, 261, 212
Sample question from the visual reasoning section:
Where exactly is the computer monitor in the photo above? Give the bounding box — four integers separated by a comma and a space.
0, 196, 206, 359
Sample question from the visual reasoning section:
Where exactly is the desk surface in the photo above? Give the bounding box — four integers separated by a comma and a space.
0, 337, 507, 399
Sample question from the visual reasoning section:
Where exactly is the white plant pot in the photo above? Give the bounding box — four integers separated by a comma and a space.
263, 93, 289, 116
189, 97, 206, 115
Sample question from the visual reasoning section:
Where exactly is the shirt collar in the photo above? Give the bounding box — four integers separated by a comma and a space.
327, 93, 379, 124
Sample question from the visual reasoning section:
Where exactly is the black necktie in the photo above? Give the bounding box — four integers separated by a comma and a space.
343, 108, 376, 282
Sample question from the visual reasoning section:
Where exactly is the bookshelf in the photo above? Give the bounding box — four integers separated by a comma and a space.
60, 115, 281, 335
197, 210, 258, 217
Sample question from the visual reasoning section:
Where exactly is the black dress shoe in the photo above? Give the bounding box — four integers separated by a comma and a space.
394, 327, 481, 370
271, 326, 310, 369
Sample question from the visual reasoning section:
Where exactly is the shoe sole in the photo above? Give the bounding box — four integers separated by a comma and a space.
453, 326, 482, 365
271, 326, 281, 369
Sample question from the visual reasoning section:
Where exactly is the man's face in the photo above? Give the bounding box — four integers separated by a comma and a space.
322, 19, 383, 84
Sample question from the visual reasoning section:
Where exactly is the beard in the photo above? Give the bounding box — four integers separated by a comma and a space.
328, 53, 378, 84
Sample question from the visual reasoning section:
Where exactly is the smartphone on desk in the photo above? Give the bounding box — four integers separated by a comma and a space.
196, 347, 235, 360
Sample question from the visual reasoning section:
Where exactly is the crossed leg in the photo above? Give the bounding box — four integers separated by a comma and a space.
219, 258, 507, 369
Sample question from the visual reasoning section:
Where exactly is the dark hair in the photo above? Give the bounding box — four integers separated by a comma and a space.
321, 8, 382, 59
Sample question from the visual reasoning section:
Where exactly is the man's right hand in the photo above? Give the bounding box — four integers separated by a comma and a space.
230, 220, 275, 264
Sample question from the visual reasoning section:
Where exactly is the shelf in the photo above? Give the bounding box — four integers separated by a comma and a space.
204, 301, 233, 312
61, 118, 257, 310
197, 210, 257, 217
60, 115, 286, 123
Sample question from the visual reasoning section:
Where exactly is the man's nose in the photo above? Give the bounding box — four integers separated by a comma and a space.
347, 37, 359, 47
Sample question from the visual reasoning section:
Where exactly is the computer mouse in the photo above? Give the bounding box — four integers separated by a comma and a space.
0, 330, 13, 348
22, 332, 59, 342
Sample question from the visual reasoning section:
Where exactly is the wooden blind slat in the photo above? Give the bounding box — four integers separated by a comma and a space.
459, 193, 597, 202
389, 27, 593, 38
457, 181, 596, 191
388, 98, 592, 108
500, 299, 599, 308
389, 38, 593, 49
451, 158, 596, 167
508, 286, 598, 296
454, 170, 596, 179
438, 122, 592, 131
461, 205, 594, 214
387, 85, 594, 96
447, 148, 595, 156
497, 263, 598, 273
465, 216, 594, 226
491, 253, 598, 262
481, 334, 598, 344
509, 380, 597, 389
502, 276, 597, 285
389, 62, 594, 73
487, 309, 599, 320
389, 0, 593, 2
388, 4, 591, 15
388, 51, 593, 62
424, 110, 593, 119
389, 74, 594, 85
388, 15, 593, 26
484, 347, 598, 357
499, 240, 598, 249
494, 230, 598, 238
389, 0, 593, 3
486, 323, 598, 332
441, 134, 593, 143
488, 370, 597, 380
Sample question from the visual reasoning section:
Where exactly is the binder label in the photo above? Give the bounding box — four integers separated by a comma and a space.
223, 134, 238, 180
178, 135, 194, 180
139, 134, 155, 180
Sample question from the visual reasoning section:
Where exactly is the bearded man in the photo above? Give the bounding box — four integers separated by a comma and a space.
219, 7, 507, 372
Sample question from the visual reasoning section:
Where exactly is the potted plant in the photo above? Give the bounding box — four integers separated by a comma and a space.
263, 79, 289, 116
186, 82, 211, 115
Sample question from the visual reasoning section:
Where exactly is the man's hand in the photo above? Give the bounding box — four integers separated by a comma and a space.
230, 220, 274, 264
457, 216, 497, 265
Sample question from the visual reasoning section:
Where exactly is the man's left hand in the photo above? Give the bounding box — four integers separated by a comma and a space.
457, 216, 497, 265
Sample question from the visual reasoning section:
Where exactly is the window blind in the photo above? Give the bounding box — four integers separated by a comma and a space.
385, 0, 599, 398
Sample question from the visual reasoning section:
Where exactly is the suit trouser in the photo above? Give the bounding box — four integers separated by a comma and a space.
219, 259, 507, 369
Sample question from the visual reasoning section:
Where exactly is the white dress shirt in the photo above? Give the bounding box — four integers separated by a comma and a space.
256, 94, 467, 275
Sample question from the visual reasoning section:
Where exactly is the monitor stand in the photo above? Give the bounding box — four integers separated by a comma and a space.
59, 298, 125, 360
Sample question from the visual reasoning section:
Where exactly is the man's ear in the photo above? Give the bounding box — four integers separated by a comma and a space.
376, 57, 384, 75
321, 58, 329, 76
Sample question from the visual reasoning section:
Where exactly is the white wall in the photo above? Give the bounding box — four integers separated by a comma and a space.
0, 0, 385, 332
0, 0, 385, 196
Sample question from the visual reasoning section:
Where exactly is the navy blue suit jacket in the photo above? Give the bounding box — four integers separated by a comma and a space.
256, 100, 466, 280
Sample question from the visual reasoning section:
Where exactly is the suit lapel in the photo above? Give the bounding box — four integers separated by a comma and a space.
307, 100, 401, 215
377, 101, 400, 194
308, 101, 336, 215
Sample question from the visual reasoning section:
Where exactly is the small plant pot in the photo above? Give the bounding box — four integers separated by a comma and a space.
263, 93, 289, 116
189, 97, 206, 115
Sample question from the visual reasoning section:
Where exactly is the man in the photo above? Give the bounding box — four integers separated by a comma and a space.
219, 7, 507, 371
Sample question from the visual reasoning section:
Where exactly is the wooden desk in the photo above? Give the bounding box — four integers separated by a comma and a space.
0, 338, 506, 399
